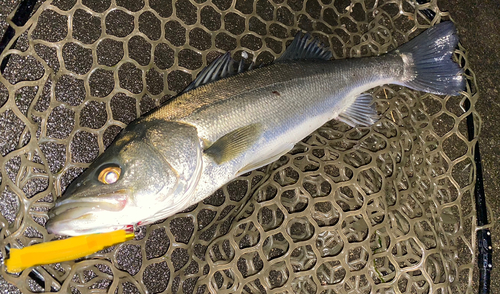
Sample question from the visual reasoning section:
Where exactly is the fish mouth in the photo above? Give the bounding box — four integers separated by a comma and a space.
46, 189, 131, 236
49, 189, 130, 217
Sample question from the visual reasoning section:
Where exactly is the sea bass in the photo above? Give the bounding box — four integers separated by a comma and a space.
47, 22, 464, 236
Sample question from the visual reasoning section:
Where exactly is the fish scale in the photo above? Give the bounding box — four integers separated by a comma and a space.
180, 58, 401, 142
46, 22, 465, 236
179, 58, 402, 205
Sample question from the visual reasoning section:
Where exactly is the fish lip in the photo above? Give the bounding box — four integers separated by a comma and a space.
46, 212, 127, 235
49, 189, 131, 218
46, 189, 132, 236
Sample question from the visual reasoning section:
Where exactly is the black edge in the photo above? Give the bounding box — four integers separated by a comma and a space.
0, 0, 38, 72
415, 0, 491, 292
0, 0, 492, 293
466, 97, 492, 294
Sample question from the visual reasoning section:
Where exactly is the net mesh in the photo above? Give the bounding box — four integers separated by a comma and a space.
0, 0, 481, 293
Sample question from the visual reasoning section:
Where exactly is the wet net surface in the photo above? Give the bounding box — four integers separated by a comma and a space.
0, 0, 481, 293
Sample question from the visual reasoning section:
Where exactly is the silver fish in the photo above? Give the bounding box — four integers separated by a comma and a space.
47, 22, 464, 236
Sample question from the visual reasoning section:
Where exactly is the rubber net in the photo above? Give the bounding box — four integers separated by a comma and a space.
0, 0, 481, 293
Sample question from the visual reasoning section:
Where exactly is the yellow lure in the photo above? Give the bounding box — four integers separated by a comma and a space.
5, 229, 134, 273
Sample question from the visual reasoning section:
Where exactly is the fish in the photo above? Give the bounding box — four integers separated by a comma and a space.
46, 21, 465, 236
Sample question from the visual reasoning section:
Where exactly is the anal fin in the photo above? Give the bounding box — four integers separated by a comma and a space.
337, 93, 379, 127
205, 124, 262, 164
237, 144, 294, 176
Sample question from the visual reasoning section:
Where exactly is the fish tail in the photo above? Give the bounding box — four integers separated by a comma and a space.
396, 21, 465, 96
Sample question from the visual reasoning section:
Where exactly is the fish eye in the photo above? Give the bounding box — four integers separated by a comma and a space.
97, 166, 121, 184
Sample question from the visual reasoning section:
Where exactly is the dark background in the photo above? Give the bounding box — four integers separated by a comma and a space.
439, 0, 500, 290
0, 0, 498, 291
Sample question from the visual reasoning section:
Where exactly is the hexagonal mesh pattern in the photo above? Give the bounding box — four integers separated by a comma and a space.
0, 0, 480, 293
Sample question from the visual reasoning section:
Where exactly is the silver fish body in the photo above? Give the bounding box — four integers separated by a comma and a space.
47, 22, 464, 236
170, 57, 400, 203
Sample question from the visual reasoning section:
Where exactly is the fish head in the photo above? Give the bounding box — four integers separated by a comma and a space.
47, 120, 203, 236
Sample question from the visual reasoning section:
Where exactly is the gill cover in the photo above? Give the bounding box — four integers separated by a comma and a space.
47, 119, 203, 235
134, 119, 203, 223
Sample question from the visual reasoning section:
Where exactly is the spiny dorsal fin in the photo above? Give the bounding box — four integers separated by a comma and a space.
183, 52, 251, 92
184, 33, 331, 92
205, 124, 262, 164
337, 93, 379, 127
276, 33, 332, 62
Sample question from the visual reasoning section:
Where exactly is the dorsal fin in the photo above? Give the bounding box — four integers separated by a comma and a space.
183, 52, 250, 92
183, 33, 332, 93
276, 33, 332, 62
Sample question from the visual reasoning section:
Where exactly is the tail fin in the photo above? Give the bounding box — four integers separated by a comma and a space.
397, 21, 465, 96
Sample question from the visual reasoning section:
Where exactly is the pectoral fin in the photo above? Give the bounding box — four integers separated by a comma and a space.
205, 124, 262, 164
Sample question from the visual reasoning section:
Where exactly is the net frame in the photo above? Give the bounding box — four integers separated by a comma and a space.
0, 0, 486, 293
